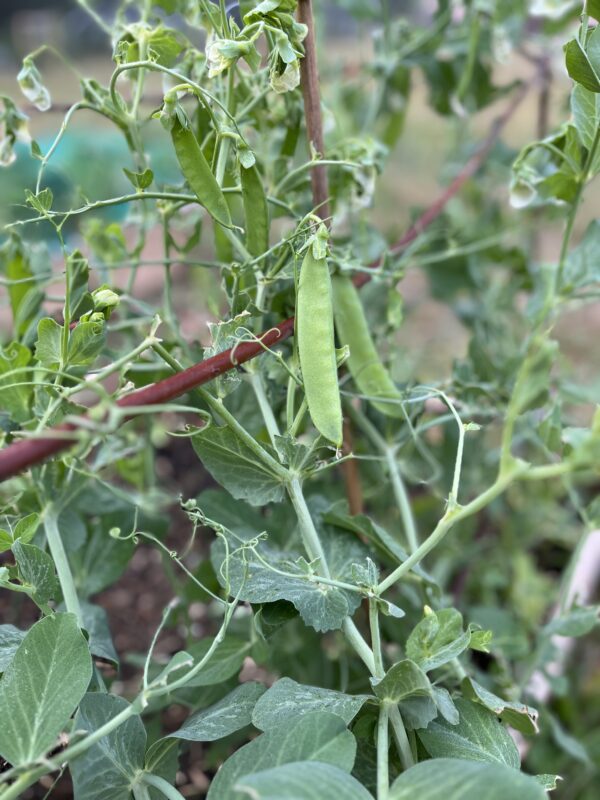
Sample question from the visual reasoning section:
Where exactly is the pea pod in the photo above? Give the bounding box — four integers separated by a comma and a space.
241, 164, 269, 257
170, 118, 231, 228
297, 246, 343, 447
332, 273, 403, 417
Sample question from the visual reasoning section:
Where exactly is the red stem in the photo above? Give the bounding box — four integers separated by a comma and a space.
0, 79, 534, 483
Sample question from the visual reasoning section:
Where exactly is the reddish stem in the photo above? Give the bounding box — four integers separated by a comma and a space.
0, 79, 534, 483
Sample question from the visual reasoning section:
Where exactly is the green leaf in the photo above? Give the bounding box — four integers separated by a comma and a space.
571, 84, 600, 151
418, 699, 520, 769
169, 682, 266, 741
590, 0, 600, 21
406, 608, 471, 672
252, 678, 369, 731
14, 512, 40, 544
535, 774, 562, 791
565, 35, 600, 92
207, 711, 357, 800
461, 678, 539, 736
12, 540, 58, 606
72, 522, 135, 597
0, 625, 26, 672
0, 341, 33, 423
543, 605, 600, 637
389, 759, 547, 800
123, 167, 154, 190
68, 319, 106, 367
35, 317, 63, 369
66, 250, 93, 320
235, 761, 374, 799
1, 236, 43, 339
561, 220, 600, 291
0, 613, 92, 766
211, 526, 367, 632
371, 659, 431, 703
192, 425, 285, 506
184, 636, 251, 686
80, 601, 119, 666
70, 694, 146, 800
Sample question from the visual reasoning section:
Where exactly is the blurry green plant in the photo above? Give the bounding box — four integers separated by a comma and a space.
0, 1, 599, 799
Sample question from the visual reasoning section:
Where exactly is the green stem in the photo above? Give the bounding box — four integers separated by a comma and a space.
377, 704, 390, 800
248, 371, 281, 450
342, 618, 376, 675
287, 477, 330, 575
389, 705, 414, 771
385, 448, 419, 553
44, 506, 82, 624
369, 597, 384, 678
142, 773, 186, 800
377, 466, 525, 594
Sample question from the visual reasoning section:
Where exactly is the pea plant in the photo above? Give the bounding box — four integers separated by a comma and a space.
1, 0, 600, 798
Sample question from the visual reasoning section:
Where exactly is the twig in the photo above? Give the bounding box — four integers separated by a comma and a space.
0, 75, 537, 483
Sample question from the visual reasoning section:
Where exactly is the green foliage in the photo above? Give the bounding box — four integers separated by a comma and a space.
0, 1, 599, 798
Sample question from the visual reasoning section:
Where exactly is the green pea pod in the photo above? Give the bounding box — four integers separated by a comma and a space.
171, 118, 231, 228
332, 273, 403, 417
297, 249, 343, 446
241, 164, 269, 257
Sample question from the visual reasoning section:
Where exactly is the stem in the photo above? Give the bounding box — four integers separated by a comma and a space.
142, 774, 186, 800
388, 705, 415, 771
369, 597, 384, 678
377, 466, 525, 594
248, 371, 281, 449
385, 448, 419, 553
132, 785, 152, 800
377, 704, 390, 800
287, 477, 330, 575
342, 617, 376, 675
44, 505, 82, 624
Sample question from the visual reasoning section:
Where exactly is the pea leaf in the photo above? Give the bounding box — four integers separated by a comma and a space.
12, 540, 58, 606
406, 608, 471, 672
70, 694, 146, 800
192, 425, 285, 506
389, 759, 547, 800
543, 605, 600, 637
561, 220, 600, 291
35, 317, 63, 369
211, 525, 367, 632
371, 659, 431, 703
252, 677, 369, 731
565, 33, 600, 92
1, 235, 43, 339
235, 761, 374, 799
123, 167, 154, 190
184, 636, 251, 686
0, 613, 92, 766
418, 699, 520, 769
67, 319, 106, 367
207, 711, 357, 800
461, 678, 539, 735
0, 624, 26, 672
66, 250, 93, 320
169, 682, 266, 741
80, 601, 119, 666
0, 341, 33, 423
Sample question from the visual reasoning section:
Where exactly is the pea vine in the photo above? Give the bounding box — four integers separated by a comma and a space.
1, 1, 600, 799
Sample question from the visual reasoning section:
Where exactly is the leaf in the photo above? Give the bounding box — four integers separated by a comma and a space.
235, 761, 374, 799
0, 625, 26, 672
535, 774, 562, 791
169, 682, 266, 741
0, 341, 32, 423
461, 678, 539, 736
253, 678, 369, 731
0, 512, 39, 554
432, 686, 459, 725
561, 220, 600, 290
80, 601, 119, 666
184, 636, 251, 686
371, 659, 431, 703
418, 699, 520, 769
1, 235, 42, 339
192, 425, 285, 506
66, 250, 93, 320
0, 613, 92, 766
565, 35, 600, 93
70, 694, 146, 800
406, 608, 471, 672
589, 0, 600, 21
72, 522, 135, 597
543, 605, 600, 637
35, 317, 63, 368
211, 526, 367, 632
207, 711, 357, 800
571, 85, 600, 151
389, 758, 547, 800
12, 540, 59, 606
123, 167, 154, 190
68, 319, 106, 367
